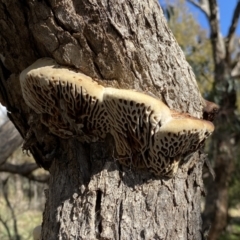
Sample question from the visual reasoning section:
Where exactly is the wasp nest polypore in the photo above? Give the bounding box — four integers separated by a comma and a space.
20, 58, 214, 177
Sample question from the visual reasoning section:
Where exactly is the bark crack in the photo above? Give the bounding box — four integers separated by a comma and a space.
95, 189, 102, 238
118, 200, 123, 240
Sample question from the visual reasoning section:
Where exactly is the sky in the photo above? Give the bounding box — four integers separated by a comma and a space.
0, 104, 7, 126
186, 0, 240, 36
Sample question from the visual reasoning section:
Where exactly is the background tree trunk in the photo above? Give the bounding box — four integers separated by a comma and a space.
0, 119, 23, 165
0, 0, 208, 239
186, 1, 240, 239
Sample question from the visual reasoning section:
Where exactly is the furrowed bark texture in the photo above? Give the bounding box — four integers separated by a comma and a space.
0, 0, 206, 239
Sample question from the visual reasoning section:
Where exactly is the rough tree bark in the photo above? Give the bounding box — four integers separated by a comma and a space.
187, 1, 240, 239
0, 0, 209, 239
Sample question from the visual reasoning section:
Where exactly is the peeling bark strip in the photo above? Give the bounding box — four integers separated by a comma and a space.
0, 0, 209, 239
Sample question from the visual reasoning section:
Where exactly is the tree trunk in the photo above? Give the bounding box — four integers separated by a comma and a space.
203, 82, 237, 240
185, 1, 240, 238
199, 1, 240, 239
0, 0, 208, 239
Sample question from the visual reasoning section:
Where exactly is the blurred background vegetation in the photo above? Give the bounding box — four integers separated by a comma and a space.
0, 112, 48, 239
0, 0, 240, 239
0, 149, 47, 240
161, 1, 240, 239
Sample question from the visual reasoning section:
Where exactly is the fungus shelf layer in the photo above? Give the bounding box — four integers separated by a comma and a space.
20, 58, 214, 177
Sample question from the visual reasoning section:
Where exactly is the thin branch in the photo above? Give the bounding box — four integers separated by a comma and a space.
188, 0, 226, 66
0, 215, 13, 240
226, 0, 240, 60
0, 162, 38, 174
231, 59, 240, 78
26, 173, 49, 183
227, 0, 240, 41
1, 179, 20, 240
187, 0, 210, 17
208, 0, 226, 68
0, 162, 49, 183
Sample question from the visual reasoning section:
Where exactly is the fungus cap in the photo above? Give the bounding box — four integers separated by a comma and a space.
20, 58, 104, 113
20, 58, 108, 139
20, 58, 215, 177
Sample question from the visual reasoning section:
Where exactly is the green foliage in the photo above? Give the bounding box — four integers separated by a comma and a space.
162, 0, 214, 95
229, 152, 240, 208
219, 221, 240, 240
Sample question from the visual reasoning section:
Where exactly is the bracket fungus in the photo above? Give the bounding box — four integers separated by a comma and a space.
20, 58, 214, 177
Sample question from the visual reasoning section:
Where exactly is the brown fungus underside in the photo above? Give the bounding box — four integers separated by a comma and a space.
20, 58, 214, 177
